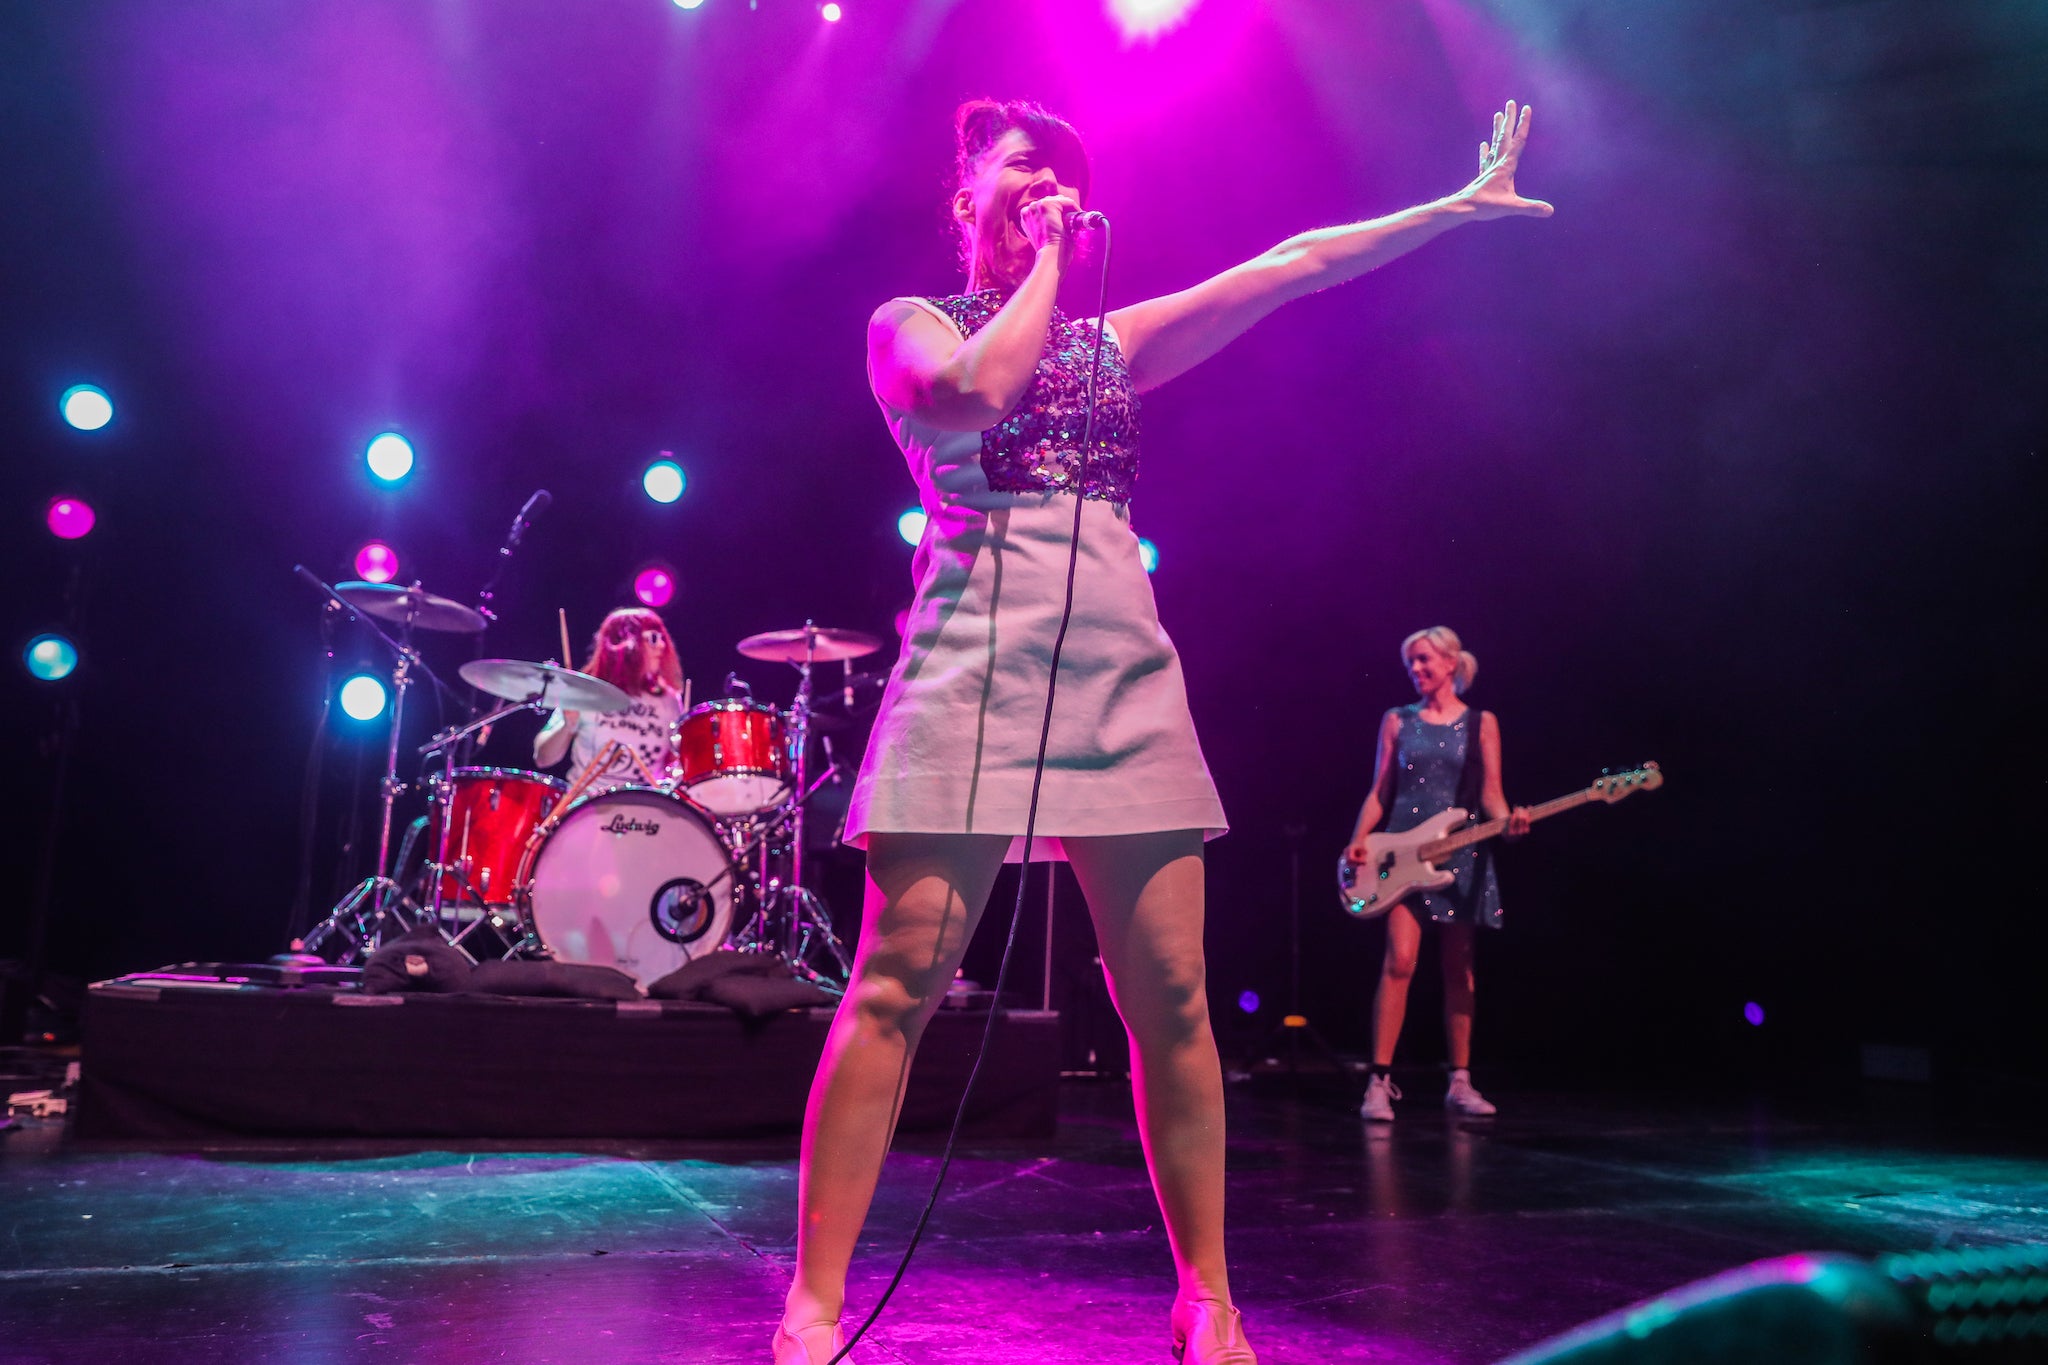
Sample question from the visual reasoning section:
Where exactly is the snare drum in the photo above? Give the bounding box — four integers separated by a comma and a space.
429, 767, 567, 908
670, 698, 791, 815
517, 785, 738, 984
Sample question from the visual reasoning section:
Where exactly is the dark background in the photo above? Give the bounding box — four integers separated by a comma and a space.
3, 0, 2041, 1091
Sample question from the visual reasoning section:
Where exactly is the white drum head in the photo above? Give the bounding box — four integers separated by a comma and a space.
523, 786, 736, 985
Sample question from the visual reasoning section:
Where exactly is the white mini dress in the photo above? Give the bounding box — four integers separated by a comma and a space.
842, 289, 1227, 863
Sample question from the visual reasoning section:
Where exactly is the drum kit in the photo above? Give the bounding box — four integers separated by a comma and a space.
296, 573, 884, 994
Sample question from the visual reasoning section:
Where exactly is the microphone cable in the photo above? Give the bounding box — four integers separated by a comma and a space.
831, 217, 1116, 1363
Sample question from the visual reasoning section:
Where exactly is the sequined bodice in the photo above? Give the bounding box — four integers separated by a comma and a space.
925, 289, 1141, 504
1386, 705, 1471, 834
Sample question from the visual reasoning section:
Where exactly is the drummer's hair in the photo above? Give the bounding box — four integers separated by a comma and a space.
951, 99, 1091, 272
585, 607, 684, 697
1401, 626, 1478, 696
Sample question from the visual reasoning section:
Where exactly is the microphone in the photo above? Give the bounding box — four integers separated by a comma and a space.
507, 489, 552, 548
1064, 208, 1108, 234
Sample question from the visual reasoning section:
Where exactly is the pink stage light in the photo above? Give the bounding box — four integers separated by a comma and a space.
45, 497, 97, 540
634, 566, 675, 608
354, 541, 400, 584
820, 2, 843, 20
1108, 0, 1200, 43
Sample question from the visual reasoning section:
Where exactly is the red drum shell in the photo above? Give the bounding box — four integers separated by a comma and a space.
670, 699, 791, 815
432, 767, 567, 908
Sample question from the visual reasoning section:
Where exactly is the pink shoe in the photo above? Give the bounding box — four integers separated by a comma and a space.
1171, 1298, 1259, 1364
772, 1320, 855, 1365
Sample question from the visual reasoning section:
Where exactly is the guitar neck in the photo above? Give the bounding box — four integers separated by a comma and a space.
1422, 788, 1595, 858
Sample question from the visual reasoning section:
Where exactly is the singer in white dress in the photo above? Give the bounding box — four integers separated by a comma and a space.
776, 97, 1553, 1365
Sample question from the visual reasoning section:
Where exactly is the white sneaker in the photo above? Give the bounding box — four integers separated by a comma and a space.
1444, 1069, 1497, 1116
1359, 1073, 1400, 1121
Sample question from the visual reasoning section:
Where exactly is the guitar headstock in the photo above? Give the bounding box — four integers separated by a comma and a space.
1588, 761, 1662, 804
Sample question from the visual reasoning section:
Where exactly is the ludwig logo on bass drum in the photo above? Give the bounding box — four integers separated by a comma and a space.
600, 814, 660, 836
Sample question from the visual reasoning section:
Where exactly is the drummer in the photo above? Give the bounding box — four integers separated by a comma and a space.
533, 607, 688, 786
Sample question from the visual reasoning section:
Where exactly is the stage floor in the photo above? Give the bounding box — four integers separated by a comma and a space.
3, 1081, 2044, 1363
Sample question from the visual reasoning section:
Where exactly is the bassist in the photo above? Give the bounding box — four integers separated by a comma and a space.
1345, 626, 1529, 1120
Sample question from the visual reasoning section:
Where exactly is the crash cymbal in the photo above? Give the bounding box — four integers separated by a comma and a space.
458, 658, 632, 714
335, 582, 487, 634
737, 625, 884, 664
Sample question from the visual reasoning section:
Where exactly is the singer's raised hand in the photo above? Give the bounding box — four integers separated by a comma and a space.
1459, 100, 1553, 221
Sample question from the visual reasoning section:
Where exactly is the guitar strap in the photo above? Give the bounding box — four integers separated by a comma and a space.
1455, 711, 1497, 893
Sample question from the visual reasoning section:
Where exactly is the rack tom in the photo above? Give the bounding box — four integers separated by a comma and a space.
670, 698, 791, 816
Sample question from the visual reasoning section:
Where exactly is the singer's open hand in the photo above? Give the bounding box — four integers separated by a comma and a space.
1018, 192, 1081, 257
1459, 100, 1553, 221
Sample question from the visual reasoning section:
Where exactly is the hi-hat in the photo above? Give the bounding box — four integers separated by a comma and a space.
737, 626, 884, 664
335, 582, 487, 634
459, 658, 632, 714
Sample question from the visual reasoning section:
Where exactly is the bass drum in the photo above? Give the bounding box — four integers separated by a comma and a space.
518, 786, 738, 985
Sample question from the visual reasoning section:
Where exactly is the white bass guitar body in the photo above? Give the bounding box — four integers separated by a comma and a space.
1336, 763, 1663, 921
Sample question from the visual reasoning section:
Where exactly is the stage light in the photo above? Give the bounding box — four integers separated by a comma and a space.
365, 432, 414, 483
897, 508, 928, 545
61, 384, 113, 431
1109, 0, 1200, 43
354, 542, 399, 584
1137, 537, 1160, 573
1744, 1001, 1766, 1027
673, 0, 706, 7
25, 634, 79, 682
45, 497, 96, 540
821, 2, 843, 19
340, 673, 389, 721
634, 566, 675, 608
643, 458, 686, 504
1236, 990, 1260, 1015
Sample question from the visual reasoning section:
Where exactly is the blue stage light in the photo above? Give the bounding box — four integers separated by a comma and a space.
340, 674, 389, 721
61, 385, 113, 431
643, 458, 686, 504
1744, 1001, 1766, 1027
1237, 990, 1260, 1015
365, 433, 415, 483
25, 634, 79, 681
1137, 537, 1160, 574
897, 508, 928, 545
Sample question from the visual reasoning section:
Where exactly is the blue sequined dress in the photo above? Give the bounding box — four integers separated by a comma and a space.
1384, 704, 1504, 929
844, 289, 1227, 861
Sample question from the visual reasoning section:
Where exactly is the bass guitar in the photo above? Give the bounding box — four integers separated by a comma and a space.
1337, 763, 1663, 920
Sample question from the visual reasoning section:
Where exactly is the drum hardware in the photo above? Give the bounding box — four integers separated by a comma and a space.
292, 569, 473, 964
415, 685, 626, 950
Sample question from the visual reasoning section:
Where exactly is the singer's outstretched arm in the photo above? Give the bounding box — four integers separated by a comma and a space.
1108, 100, 1552, 394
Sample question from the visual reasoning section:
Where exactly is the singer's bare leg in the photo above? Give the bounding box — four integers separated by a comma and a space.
1065, 829, 1235, 1309
782, 832, 1008, 1337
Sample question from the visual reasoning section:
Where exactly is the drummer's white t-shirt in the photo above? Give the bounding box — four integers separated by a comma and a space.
553, 689, 684, 786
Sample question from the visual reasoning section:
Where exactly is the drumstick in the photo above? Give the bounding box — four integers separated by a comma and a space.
558, 609, 573, 670
682, 677, 692, 713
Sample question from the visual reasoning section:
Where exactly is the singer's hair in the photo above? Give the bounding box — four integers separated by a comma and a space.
1401, 627, 1479, 696
583, 607, 684, 697
951, 99, 1091, 273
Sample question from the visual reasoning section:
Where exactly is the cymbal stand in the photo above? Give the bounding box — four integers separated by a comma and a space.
722, 629, 852, 990
301, 614, 426, 962
290, 568, 463, 963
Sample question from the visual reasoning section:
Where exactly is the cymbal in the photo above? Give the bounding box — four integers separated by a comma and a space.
459, 658, 632, 714
737, 625, 884, 664
335, 582, 487, 634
